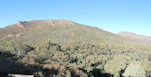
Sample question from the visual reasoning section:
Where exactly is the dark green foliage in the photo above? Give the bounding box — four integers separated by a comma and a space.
1, 41, 151, 77
0, 42, 34, 56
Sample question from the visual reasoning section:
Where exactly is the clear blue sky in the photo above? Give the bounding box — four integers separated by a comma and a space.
0, 0, 151, 35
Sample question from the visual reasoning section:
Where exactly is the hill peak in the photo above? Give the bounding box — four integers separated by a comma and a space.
16, 20, 75, 28
118, 31, 141, 36
118, 31, 151, 41
118, 31, 147, 37
30, 20, 74, 25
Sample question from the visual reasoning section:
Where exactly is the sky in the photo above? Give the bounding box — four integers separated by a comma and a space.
0, 0, 151, 36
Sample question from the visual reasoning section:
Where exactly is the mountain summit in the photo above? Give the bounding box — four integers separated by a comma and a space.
16, 20, 76, 28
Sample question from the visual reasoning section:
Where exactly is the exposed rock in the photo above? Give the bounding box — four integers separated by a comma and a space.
15, 33, 21, 37
16, 20, 76, 28
16, 21, 28, 28
7, 34, 14, 37
4, 33, 21, 38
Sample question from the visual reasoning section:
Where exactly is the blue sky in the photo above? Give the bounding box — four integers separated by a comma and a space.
0, 0, 151, 35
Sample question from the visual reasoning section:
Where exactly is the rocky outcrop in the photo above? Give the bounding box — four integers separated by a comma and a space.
16, 21, 28, 28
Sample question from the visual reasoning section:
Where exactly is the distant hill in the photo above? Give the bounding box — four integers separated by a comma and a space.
118, 31, 151, 43
0, 20, 132, 45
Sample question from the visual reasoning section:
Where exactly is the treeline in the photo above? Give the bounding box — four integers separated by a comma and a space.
0, 41, 151, 77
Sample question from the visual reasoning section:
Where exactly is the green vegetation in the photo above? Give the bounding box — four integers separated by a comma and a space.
1, 41, 151, 77
0, 20, 151, 77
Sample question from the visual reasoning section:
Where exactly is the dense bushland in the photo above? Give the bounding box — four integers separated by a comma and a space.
1, 41, 151, 77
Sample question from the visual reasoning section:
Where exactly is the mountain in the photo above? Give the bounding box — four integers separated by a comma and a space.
118, 31, 151, 43
0, 20, 131, 45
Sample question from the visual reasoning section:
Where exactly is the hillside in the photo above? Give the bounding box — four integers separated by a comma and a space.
1, 20, 151, 77
0, 20, 132, 45
118, 31, 151, 43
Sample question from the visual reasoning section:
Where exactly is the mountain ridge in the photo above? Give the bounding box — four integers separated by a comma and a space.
118, 31, 151, 42
16, 20, 77, 28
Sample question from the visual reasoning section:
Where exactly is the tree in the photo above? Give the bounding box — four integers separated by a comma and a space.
123, 61, 146, 77
104, 55, 130, 76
